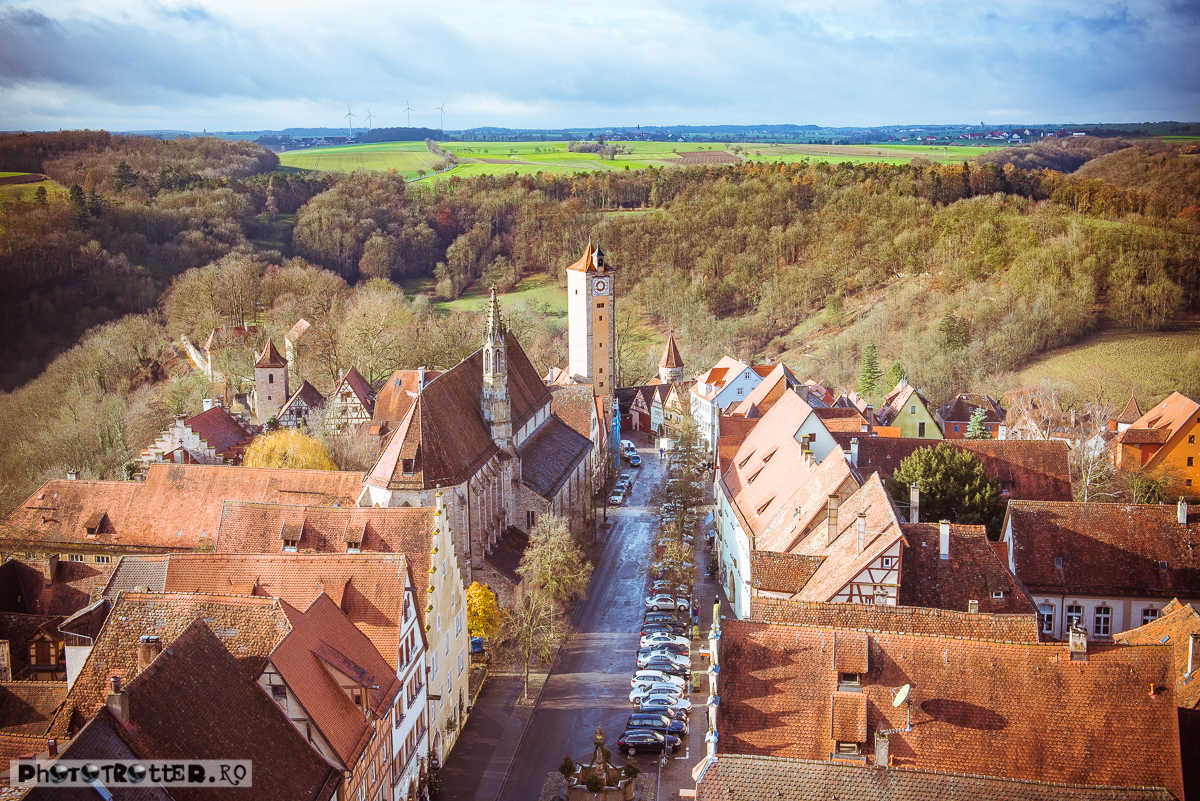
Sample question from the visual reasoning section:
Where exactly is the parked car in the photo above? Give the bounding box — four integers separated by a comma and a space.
628, 713, 688, 736
645, 594, 690, 612
640, 693, 693, 712
640, 633, 690, 649
637, 650, 690, 670
608, 493, 624, 506
652, 582, 690, 596
639, 703, 688, 721
629, 454, 642, 467
629, 683, 684, 705
631, 670, 686, 689
637, 642, 689, 657
617, 729, 680, 756
640, 623, 687, 637
640, 660, 690, 681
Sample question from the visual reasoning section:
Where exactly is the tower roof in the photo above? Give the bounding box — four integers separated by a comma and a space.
566, 241, 610, 273
659, 332, 684, 368
484, 286, 505, 342
1114, 392, 1143, 425
255, 339, 288, 369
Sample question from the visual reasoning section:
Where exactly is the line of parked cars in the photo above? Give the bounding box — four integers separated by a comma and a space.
608, 469, 637, 507
621, 577, 695, 757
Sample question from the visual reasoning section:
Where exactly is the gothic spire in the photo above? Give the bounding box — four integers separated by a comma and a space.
484, 285, 505, 345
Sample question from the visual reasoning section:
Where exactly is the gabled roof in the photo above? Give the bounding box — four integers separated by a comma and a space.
566, 241, 611, 273
789, 474, 905, 602
754, 451, 857, 554
1004, 501, 1200, 598
518, 417, 592, 500
96, 619, 341, 801
2, 464, 364, 553
749, 551, 823, 593
280, 380, 326, 417
549, 384, 597, 440
366, 332, 550, 490
659, 332, 684, 368
256, 339, 288, 369
692, 356, 752, 401
878, 380, 930, 425
0, 612, 62, 678
718, 620, 1183, 796
938, 393, 1006, 424
184, 406, 255, 461
898, 523, 1036, 614
4, 558, 115, 617
732, 364, 796, 418
853, 438, 1073, 502
0, 682, 66, 737
372, 369, 440, 424
1116, 392, 1200, 465
749, 597, 1040, 642
63, 592, 291, 725
1115, 392, 1143, 425
334, 367, 377, 415
204, 324, 261, 353
694, 754, 1175, 801
273, 594, 401, 768
715, 415, 759, 477
483, 526, 529, 585
1116, 599, 1200, 709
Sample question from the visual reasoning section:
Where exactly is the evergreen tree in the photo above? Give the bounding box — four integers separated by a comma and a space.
882, 361, 905, 393
857, 341, 882, 397
34, 185, 47, 205
68, 185, 88, 229
938, 308, 968, 352
965, 406, 991, 439
885, 442, 1004, 537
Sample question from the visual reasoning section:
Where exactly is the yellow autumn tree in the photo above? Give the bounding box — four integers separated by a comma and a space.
243, 428, 338, 471
466, 581, 502, 641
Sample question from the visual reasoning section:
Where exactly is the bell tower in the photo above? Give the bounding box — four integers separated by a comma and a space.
659, 331, 684, 383
566, 242, 616, 395
481, 287, 512, 447
253, 340, 289, 423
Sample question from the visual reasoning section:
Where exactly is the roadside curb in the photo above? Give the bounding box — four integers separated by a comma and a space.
493, 638, 561, 800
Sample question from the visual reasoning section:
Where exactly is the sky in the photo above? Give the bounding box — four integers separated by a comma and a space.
1, 0, 1198, 132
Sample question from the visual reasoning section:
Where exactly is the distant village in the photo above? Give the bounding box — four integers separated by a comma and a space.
2, 242, 1199, 800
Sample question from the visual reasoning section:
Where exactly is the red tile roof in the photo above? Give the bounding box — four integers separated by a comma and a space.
105, 618, 342, 801
749, 597, 1041, 642
273, 594, 401, 768
1115, 393, 1143, 425
749, 552, 824, 594
718, 619, 1183, 796
2, 464, 365, 553
715, 415, 758, 476
483, 526, 529, 585
853, 438, 1073, 502
373, 370, 441, 424
566, 242, 610, 273
812, 407, 868, 434
517, 417, 592, 500
549, 385, 596, 441
1003, 501, 1200, 598
366, 332, 550, 490
184, 406, 255, 462
279, 380, 326, 419
898, 523, 1037, 614
732, 365, 796, 418
693, 754, 1176, 801
1116, 599, 1200, 709
0, 682, 66, 737
255, 339, 288, 369
938, 393, 1006, 424
757, 448, 858, 554
6, 558, 115, 617
0, 612, 62, 677
659, 332, 683, 369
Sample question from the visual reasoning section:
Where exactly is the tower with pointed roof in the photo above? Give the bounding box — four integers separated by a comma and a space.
659, 331, 684, 383
481, 287, 512, 448
253, 340, 289, 423
566, 242, 616, 395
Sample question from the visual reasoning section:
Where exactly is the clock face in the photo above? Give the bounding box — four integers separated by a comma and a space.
594, 278, 610, 295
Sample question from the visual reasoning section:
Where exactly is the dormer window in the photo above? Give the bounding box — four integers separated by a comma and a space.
283, 539, 299, 552
838, 673, 861, 691
991, 590, 1004, 599
762, 449, 777, 464
835, 742, 860, 755
402, 459, 415, 476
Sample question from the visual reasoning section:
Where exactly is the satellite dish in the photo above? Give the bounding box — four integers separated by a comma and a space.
892, 684, 911, 707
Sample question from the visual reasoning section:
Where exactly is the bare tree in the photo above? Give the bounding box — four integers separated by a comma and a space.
500, 591, 567, 702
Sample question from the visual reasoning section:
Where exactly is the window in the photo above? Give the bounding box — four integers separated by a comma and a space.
445, 631, 450, 656
95, 555, 110, 564
1143, 607, 1161, 625
437, 614, 442, 633
402, 459, 415, 475
69, 554, 84, 563
1066, 604, 1083, 629
598, 315, 603, 321
991, 590, 1004, 599
455, 611, 463, 636
272, 683, 287, 701
835, 742, 860, 755
917, 422, 926, 437
431, 651, 438, 677
1188, 479, 1194, 487
1038, 603, 1055, 635
457, 651, 464, 676
1094, 606, 1112, 637
954, 425, 959, 432
910, 405, 916, 414
837, 673, 861, 691
880, 557, 893, 569
442, 558, 447, 577
527, 511, 536, 529
370, 763, 375, 785
268, 374, 274, 384
597, 302, 605, 308
1188, 457, 1194, 467
1190, 435, 1196, 444
737, 388, 743, 396
1054, 557, 1063, 568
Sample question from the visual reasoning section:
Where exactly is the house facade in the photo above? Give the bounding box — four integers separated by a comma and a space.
877, 379, 942, 439
691, 358, 774, 451
1113, 391, 1200, 494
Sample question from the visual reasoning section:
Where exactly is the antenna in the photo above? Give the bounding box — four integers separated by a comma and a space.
892, 684, 910, 707
344, 106, 356, 139
435, 103, 446, 133
365, 109, 375, 130
403, 100, 415, 128
878, 685, 913, 735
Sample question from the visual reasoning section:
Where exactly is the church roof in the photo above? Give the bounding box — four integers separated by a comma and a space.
566, 242, 611, 273
659, 332, 684, 368
365, 332, 550, 490
517, 417, 593, 501
373, 370, 441, 424
255, 339, 288, 369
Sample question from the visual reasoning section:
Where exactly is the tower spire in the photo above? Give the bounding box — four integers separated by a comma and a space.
484, 285, 505, 345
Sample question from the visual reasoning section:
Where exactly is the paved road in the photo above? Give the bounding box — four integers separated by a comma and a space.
498, 441, 686, 801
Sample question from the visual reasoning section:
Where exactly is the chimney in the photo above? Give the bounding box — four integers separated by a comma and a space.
1068, 625, 1087, 662
47, 738, 57, 757
939, 520, 950, 560
1180, 498, 1189, 526
874, 733, 889, 767
856, 512, 867, 555
909, 483, 920, 524
202, 398, 214, 411
850, 437, 859, 468
418, 366, 426, 389
66, 469, 78, 481
106, 676, 129, 725
968, 599, 979, 614
43, 555, 58, 587
137, 635, 161, 673
827, 495, 840, 546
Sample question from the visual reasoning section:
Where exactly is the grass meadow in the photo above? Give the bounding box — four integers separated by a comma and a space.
402, 273, 568, 316
0, 175, 67, 203
278, 142, 445, 178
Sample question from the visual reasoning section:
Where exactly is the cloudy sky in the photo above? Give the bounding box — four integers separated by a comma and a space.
1, 0, 1198, 132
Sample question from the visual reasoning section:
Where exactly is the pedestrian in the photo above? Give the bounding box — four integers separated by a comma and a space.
659, 447, 664, 461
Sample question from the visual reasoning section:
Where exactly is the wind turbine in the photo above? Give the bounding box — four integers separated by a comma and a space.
435, 103, 446, 133
344, 106, 356, 139
365, 109, 375, 130
403, 100, 415, 128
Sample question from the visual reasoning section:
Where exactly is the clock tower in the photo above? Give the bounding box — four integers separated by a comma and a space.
567, 242, 616, 395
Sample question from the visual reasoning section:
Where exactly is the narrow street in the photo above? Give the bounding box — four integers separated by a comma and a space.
496, 440, 673, 801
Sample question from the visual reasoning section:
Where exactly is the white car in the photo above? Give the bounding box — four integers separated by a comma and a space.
629, 683, 685, 705
637, 650, 690, 669
631, 669, 686, 689
640, 693, 693, 712
645, 594, 690, 612
640, 633, 690, 650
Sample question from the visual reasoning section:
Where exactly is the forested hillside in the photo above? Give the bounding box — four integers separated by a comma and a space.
0, 131, 1196, 517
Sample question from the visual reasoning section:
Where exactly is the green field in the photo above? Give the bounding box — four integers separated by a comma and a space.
1015, 322, 1200, 407
0, 174, 66, 203
277, 142, 445, 178
402, 274, 568, 316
